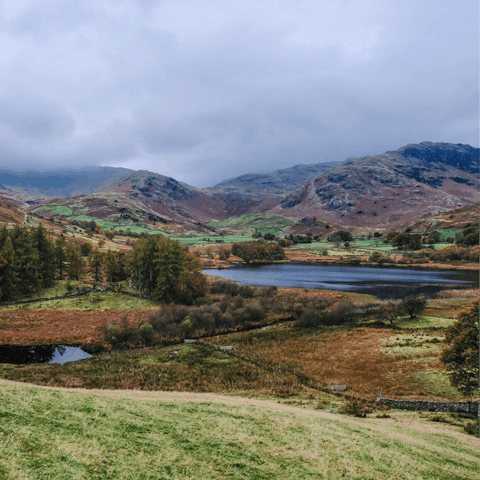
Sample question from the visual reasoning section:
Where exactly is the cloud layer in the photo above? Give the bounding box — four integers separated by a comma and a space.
0, 0, 478, 186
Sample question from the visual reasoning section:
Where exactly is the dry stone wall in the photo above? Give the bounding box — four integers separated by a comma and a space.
377, 397, 479, 414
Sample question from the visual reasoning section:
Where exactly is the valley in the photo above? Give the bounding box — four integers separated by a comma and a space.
0, 141, 479, 478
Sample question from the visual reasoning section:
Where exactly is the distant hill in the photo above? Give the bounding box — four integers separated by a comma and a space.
0, 167, 134, 198
204, 161, 343, 216
272, 142, 480, 227
3, 142, 479, 231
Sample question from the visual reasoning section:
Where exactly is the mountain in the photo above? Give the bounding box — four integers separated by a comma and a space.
271, 142, 480, 227
205, 161, 343, 216
104, 170, 228, 224
0, 167, 134, 198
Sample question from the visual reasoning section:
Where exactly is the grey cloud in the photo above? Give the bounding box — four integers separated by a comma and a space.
0, 0, 477, 186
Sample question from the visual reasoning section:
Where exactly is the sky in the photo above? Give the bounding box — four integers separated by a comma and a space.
0, 0, 478, 187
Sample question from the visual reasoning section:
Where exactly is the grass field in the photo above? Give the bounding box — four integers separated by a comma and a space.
172, 234, 255, 245
209, 213, 296, 236
0, 380, 478, 479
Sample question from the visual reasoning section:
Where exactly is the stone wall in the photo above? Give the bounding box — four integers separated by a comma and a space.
377, 397, 479, 414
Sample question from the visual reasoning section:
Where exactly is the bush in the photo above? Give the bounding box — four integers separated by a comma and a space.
339, 398, 374, 418
139, 322, 155, 345
296, 299, 352, 327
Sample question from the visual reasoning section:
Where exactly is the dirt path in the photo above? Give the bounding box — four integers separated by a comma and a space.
1, 378, 478, 450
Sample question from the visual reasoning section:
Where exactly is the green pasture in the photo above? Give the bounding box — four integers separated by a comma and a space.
209, 213, 296, 232
0, 290, 160, 311
172, 235, 255, 245
0, 381, 478, 479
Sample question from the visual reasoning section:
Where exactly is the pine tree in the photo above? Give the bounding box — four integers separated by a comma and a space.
32, 225, 56, 287
0, 237, 19, 300
54, 236, 67, 280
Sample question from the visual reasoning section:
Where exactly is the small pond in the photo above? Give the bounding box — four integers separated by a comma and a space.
0, 345, 92, 365
205, 263, 478, 299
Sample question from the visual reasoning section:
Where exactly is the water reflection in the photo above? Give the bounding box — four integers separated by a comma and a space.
205, 263, 478, 299
0, 345, 91, 365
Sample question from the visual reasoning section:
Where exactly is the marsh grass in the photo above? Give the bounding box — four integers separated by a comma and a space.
0, 382, 479, 479
0, 344, 304, 395
204, 323, 469, 400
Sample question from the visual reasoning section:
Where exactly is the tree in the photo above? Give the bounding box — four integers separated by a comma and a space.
231, 240, 285, 263
378, 300, 399, 324
32, 225, 56, 288
441, 301, 478, 396
54, 236, 67, 280
401, 294, 427, 319
0, 237, 19, 300
131, 235, 206, 303
89, 248, 104, 282
65, 241, 85, 280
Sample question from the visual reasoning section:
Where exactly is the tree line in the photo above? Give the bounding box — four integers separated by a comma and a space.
0, 226, 206, 303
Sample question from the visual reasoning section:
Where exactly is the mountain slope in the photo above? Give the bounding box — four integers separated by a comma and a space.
205, 160, 343, 216
272, 142, 480, 227
105, 170, 228, 224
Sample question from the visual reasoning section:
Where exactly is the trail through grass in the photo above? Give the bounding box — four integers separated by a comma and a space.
0, 381, 478, 479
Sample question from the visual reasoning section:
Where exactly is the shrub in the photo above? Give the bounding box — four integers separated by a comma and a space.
339, 398, 374, 418
139, 322, 155, 345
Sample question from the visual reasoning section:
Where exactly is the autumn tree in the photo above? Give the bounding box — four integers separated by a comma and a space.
65, 241, 85, 280
378, 300, 400, 324
89, 247, 104, 282
441, 301, 479, 396
104, 250, 130, 283
231, 240, 285, 263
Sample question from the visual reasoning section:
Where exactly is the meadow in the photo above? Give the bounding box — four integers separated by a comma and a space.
1, 380, 479, 480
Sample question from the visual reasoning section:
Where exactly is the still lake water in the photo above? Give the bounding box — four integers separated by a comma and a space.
205, 263, 479, 298
0, 345, 91, 365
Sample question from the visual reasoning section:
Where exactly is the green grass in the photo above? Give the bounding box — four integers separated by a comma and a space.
381, 334, 444, 357
434, 228, 456, 242
407, 370, 463, 399
171, 235, 255, 245
0, 290, 161, 311
0, 381, 478, 479
46, 205, 74, 216
209, 213, 296, 233
393, 316, 456, 329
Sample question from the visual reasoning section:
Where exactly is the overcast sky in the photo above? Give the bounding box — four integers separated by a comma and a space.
0, 0, 478, 187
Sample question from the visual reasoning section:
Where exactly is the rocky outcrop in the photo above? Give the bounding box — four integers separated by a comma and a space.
271, 142, 480, 227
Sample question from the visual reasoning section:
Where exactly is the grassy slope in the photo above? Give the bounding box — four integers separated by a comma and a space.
209, 214, 297, 235
0, 381, 478, 480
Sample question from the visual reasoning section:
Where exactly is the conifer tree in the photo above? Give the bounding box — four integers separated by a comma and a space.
54, 236, 67, 280
0, 237, 19, 300
33, 225, 56, 287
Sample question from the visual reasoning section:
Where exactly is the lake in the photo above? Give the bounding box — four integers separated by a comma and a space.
204, 263, 478, 298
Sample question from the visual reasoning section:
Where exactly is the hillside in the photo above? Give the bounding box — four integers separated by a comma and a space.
272, 142, 480, 227
3, 142, 479, 231
1, 380, 478, 479
393, 202, 480, 235
0, 194, 24, 226
205, 160, 343, 216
